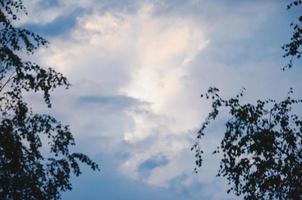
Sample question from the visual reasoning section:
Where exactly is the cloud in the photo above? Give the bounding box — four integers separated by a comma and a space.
24, 9, 82, 37
32, 0, 210, 189
76, 95, 142, 110
138, 154, 169, 178
24, 0, 302, 199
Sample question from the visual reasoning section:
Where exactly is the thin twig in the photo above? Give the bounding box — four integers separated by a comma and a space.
0, 71, 15, 92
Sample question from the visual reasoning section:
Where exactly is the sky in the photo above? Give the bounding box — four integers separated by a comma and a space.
20, 0, 302, 199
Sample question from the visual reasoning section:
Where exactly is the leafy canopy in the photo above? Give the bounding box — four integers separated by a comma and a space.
192, 1, 302, 199
282, 0, 302, 69
0, 0, 99, 199
193, 88, 302, 199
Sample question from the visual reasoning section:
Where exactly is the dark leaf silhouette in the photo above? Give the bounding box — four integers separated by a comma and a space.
0, 1, 99, 199
193, 1, 302, 199
282, 0, 302, 69
193, 88, 302, 199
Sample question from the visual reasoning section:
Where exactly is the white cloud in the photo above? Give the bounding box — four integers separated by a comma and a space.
34, 1, 209, 188
27, 0, 302, 199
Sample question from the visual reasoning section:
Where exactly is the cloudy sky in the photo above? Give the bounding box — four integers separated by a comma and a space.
21, 0, 302, 199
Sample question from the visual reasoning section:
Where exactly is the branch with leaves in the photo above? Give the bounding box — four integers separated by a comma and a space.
193, 1, 302, 199
0, 1, 99, 199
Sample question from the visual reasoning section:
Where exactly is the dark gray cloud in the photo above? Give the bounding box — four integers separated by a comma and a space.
24, 9, 84, 37
138, 154, 169, 178
76, 95, 143, 110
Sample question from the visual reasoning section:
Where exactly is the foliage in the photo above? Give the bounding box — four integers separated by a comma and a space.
0, 0, 99, 199
193, 88, 302, 199
282, 0, 302, 69
192, 1, 302, 199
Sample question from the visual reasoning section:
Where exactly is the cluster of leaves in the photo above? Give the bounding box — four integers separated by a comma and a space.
193, 1, 302, 199
282, 0, 302, 69
0, 0, 99, 199
193, 88, 302, 199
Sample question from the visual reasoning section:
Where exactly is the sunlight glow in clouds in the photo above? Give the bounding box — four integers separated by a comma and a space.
36, 2, 209, 187
122, 4, 208, 139
22, 1, 302, 199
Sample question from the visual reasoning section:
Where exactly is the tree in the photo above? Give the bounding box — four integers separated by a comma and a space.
193, 88, 302, 199
192, 1, 302, 199
0, 1, 99, 199
282, 0, 302, 69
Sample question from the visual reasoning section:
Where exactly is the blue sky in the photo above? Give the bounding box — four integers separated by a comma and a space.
21, 0, 302, 199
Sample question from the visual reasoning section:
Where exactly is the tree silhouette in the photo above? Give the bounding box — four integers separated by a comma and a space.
0, 1, 99, 199
193, 88, 302, 199
283, 0, 302, 69
192, 1, 302, 199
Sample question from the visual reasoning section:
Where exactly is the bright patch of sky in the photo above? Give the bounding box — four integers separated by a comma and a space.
22, 0, 302, 199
